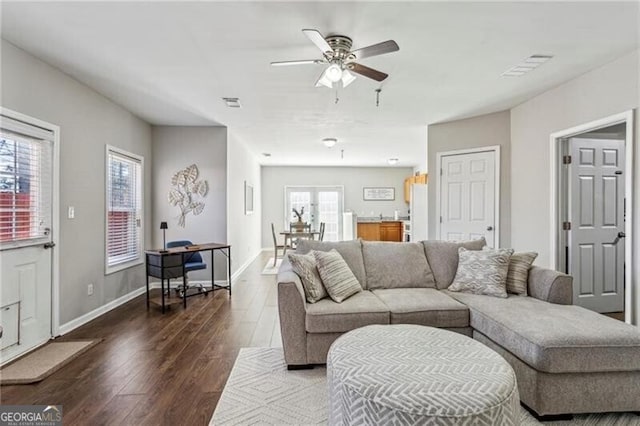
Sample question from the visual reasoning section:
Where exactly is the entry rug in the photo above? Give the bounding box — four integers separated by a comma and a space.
0, 340, 101, 385
210, 347, 639, 426
262, 258, 282, 275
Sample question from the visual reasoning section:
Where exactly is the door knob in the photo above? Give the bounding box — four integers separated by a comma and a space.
486, 226, 493, 231
618, 231, 626, 238
44, 242, 56, 249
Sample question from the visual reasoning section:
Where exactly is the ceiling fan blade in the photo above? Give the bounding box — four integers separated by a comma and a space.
350, 40, 399, 61
271, 59, 324, 66
349, 63, 388, 82
302, 29, 332, 55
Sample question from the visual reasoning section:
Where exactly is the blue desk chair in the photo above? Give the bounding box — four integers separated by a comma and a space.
167, 240, 207, 298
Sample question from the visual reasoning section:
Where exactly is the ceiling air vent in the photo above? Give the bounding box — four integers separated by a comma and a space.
502, 54, 553, 77
222, 97, 241, 108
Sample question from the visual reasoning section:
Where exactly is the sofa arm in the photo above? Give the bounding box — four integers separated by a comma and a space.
277, 257, 309, 366
527, 266, 573, 305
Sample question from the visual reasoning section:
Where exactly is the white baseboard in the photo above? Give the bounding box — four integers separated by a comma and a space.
231, 249, 264, 281
58, 286, 147, 336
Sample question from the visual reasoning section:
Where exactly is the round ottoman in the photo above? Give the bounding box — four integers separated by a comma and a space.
327, 324, 520, 425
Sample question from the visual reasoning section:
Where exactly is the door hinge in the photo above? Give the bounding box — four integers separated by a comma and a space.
440, 216, 443, 223
562, 221, 571, 231
440, 168, 443, 176
563, 155, 572, 165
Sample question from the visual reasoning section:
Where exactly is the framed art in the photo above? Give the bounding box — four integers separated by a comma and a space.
244, 181, 254, 215
363, 187, 395, 201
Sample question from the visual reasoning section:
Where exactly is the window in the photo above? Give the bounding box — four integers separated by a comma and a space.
0, 130, 52, 247
106, 146, 143, 273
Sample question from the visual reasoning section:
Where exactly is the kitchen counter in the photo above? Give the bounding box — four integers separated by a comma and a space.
357, 216, 409, 223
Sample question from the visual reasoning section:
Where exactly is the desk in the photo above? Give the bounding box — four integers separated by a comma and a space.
145, 243, 231, 313
279, 231, 320, 254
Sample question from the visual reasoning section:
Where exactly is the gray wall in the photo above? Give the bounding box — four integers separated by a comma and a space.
427, 110, 511, 247
1, 40, 153, 325
152, 126, 228, 280
510, 49, 639, 324
227, 130, 262, 274
261, 166, 412, 248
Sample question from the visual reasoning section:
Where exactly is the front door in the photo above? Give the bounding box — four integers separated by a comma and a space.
0, 115, 55, 364
439, 150, 497, 247
569, 137, 625, 313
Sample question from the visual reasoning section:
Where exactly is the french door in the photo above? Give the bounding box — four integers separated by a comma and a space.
285, 186, 343, 241
0, 113, 56, 364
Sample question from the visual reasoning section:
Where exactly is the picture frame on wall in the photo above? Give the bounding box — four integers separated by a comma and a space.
244, 181, 254, 215
363, 187, 395, 201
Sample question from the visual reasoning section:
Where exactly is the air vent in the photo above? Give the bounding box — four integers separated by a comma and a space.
502, 55, 553, 77
222, 97, 241, 108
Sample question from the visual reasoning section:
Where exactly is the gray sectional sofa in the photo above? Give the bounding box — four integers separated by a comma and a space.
276, 239, 640, 418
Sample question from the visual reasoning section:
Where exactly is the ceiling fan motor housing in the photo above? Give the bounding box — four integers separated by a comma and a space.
325, 35, 356, 62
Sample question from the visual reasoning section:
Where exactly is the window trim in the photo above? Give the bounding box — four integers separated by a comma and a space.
105, 144, 144, 275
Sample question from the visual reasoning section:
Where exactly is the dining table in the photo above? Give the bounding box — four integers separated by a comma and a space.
280, 230, 320, 254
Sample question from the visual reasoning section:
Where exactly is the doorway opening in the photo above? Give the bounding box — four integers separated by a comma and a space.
551, 111, 634, 323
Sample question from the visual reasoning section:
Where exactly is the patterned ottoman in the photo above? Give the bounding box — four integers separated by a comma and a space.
327, 324, 520, 425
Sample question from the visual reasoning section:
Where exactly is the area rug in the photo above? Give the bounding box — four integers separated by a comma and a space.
0, 339, 101, 385
262, 258, 282, 275
210, 347, 639, 426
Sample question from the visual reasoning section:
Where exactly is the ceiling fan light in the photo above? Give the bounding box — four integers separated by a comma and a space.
315, 73, 333, 88
325, 64, 343, 82
341, 69, 356, 87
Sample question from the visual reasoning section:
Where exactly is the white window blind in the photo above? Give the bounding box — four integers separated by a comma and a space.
0, 130, 52, 247
106, 147, 142, 270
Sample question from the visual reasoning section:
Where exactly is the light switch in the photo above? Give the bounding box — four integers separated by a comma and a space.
68, 206, 75, 219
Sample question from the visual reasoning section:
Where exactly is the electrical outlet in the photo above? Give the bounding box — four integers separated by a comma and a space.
68, 206, 75, 219
87, 283, 94, 296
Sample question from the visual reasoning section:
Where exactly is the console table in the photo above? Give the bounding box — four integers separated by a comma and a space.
145, 243, 231, 313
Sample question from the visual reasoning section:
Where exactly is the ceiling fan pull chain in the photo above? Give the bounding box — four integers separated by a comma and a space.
375, 88, 381, 107
335, 89, 339, 104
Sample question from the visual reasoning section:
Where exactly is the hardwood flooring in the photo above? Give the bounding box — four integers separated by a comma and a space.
0, 252, 281, 425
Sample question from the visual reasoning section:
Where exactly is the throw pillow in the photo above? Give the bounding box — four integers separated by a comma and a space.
422, 238, 487, 289
507, 251, 538, 296
288, 251, 327, 303
448, 247, 514, 298
314, 249, 362, 303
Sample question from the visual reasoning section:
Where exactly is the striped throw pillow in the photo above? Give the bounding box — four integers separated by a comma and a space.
313, 249, 362, 303
506, 251, 538, 295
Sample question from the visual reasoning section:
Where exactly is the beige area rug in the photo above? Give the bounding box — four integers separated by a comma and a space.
262, 258, 282, 275
0, 340, 101, 385
211, 347, 640, 426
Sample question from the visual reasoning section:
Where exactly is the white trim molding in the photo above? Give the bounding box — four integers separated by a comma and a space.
549, 110, 635, 324
435, 145, 501, 247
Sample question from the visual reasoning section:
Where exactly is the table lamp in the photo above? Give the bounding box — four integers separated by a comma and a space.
160, 221, 168, 250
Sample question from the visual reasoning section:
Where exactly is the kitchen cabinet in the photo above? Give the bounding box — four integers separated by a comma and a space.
357, 222, 403, 242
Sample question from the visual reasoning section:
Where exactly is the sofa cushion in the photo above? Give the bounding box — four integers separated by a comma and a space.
505, 251, 538, 295
448, 247, 513, 298
288, 251, 327, 303
422, 238, 486, 289
363, 241, 435, 290
305, 290, 389, 333
371, 288, 469, 327
314, 250, 362, 303
444, 290, 640, 373
297, 239, 368, 289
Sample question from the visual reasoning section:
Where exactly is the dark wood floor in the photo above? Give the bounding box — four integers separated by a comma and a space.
0, 252, 281, 425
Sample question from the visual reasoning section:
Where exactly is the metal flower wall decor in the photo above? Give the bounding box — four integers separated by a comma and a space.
168, 164, 209, 227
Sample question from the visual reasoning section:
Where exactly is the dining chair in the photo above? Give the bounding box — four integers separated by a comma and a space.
166, 240, 207, 297
319, 222, 326, 241
271, 223, 291, 267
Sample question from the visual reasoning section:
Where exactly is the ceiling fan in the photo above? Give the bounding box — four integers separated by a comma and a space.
271, 29, 399, 88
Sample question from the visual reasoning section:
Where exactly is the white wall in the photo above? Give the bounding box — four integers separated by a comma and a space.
261, 166, 413, 248
227, 131, 262, 275
510, 49, 639, 323
427, 110, 512, 247
152, 126, 228, 280
0, 40, 153, 325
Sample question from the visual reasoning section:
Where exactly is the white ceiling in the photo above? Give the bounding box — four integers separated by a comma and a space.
1, 2, 638, 167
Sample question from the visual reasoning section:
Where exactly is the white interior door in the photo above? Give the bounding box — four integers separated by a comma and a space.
569, 137, 625, 313
0, 117, 54, 363
440, 150, 497, 247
